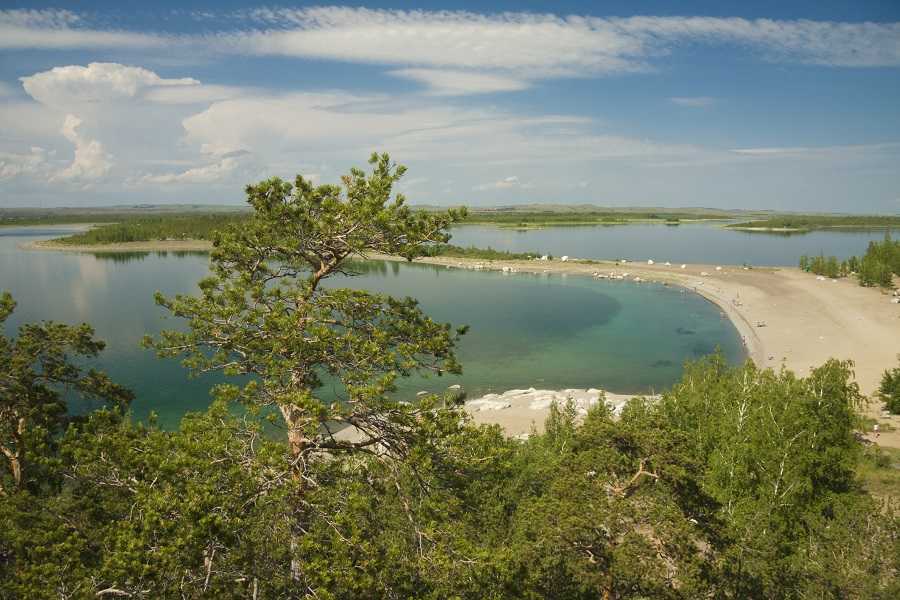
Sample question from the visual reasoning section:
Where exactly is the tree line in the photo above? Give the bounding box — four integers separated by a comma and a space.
58, 214, 248, 245
3, 155, 898, 598
799, 233, 900, 288
730, 215, 900, 231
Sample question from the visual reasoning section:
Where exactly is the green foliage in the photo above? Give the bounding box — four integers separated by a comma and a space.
800, 253, 844, 278
857, 446, 900, 500
857, 234, 900, 288
880, 357, 900, 414
1, 404, 294, 598
2, 349, 898, 597
145, 153, 472, 590
57, 213, 248, 244
0, 292, 133, 494
421, 243, 540, 260
0, 205, 247, 228
800, 233, 898, 288
730, 215, 900, 231
147, 154, 467, 463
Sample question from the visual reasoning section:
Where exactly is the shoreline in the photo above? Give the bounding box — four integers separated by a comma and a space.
21, 236, 900, 447
385, 253, 900, 446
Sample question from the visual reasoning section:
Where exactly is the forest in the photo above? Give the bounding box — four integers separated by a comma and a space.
2, 156, 898, 598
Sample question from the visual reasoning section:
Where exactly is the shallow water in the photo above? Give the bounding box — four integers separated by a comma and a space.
1, 227, 744, 428
449, 223, 895, 266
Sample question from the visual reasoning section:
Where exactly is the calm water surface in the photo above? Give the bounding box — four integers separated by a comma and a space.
450, 223, 894, 266
1, 227, 745, 428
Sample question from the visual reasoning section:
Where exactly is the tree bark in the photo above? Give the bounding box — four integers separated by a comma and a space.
279, 402, 310, 585
0, 416, 25, 489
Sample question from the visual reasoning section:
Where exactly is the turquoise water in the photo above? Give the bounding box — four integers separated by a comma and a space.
450, 223, 895, 266
1, 227, 744, 428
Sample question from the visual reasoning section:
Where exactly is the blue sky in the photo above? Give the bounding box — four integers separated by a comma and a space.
1, 2, 899, 212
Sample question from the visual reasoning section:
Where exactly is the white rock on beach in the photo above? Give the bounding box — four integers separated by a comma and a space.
467, 399, 512, 412
467, 388, 637, 418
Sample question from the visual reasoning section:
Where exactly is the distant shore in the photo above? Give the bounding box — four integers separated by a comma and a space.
727, 226, 807, 233
24, 239, 214, 253
23, 236, 900, 447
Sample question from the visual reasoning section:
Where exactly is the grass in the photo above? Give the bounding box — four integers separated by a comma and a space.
857, 446, 900, 500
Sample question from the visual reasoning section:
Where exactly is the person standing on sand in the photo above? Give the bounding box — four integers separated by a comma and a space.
873, 423, 880, 438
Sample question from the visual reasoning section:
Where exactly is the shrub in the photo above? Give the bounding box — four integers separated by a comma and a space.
879, 358, 900, 414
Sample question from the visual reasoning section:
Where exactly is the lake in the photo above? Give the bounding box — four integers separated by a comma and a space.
1, 226, 745, 428
450, 222, 894, 266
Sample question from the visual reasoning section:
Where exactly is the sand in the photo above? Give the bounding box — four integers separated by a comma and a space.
22, 240, 900, 447
384, 254, 900, 446
465, 388, 653, 437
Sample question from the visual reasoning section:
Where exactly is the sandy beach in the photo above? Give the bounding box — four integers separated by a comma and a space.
23, 239, 900, 447
387, 254, 900, 446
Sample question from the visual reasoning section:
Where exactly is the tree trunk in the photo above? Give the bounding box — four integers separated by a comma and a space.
1, 446, 22, 489
0, 416, 25, 489
279, 403, 310, 586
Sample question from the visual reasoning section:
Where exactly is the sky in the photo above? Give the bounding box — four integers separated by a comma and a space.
1, 1, 899, 212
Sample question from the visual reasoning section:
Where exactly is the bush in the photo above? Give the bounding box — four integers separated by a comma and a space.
804, 253, 843, 278
858, 234, 899, 288
879, 358, 900, 414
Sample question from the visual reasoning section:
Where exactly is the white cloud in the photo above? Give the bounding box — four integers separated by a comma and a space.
53, 114, 113, 181
616, 16, 900, 68
139, 156, 241, 185
219, 9, 646, 76
0, 9, 167, 50
221, 8, 900, 72
389, 69, 530, 96
142, 84, 246, 104
0, 147, 52, 180
4, 9, 898, 97
670, 96, 716, 108
730, 143, 900, 159
178, 91, 703, 168
473, 175, 535, 191
21, 62, 198, 108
